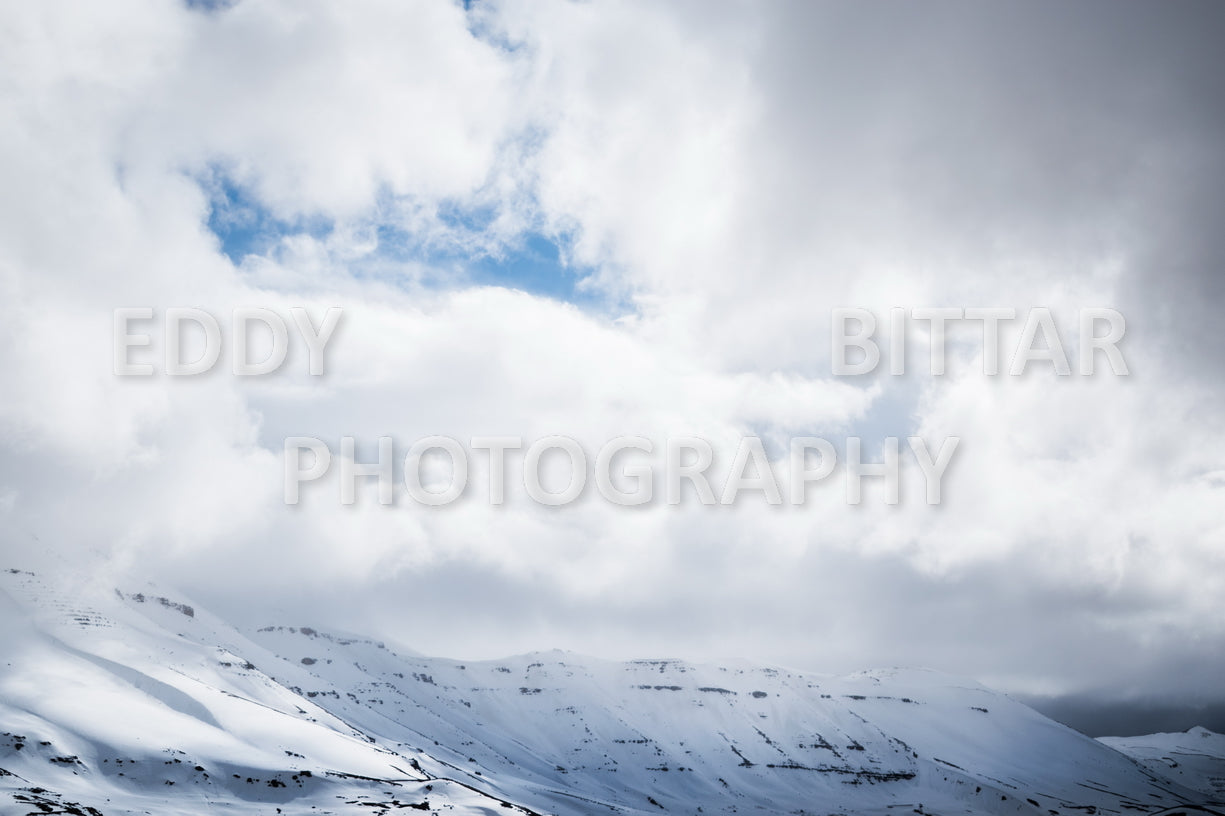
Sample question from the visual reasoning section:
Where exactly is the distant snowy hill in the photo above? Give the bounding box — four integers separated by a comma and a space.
1102, 727, 1225, 802
1, 567, 1222, 816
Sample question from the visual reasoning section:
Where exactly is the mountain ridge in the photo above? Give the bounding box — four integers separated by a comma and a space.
1, 567, 1222, 816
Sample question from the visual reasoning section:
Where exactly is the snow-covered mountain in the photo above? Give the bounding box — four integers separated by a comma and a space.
1, 567, 1221, 816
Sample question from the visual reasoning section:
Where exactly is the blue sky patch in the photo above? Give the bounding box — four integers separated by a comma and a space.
204, 174, 604, 308
205, 175, 332, 265
467, 232, 595, 304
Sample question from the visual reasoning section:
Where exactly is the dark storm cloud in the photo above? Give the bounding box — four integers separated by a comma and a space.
1023, 695, 1225, 739
751, 0, 1225, 332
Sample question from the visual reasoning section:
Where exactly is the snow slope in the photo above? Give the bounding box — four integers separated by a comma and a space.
0, 568, 537, 815
1, 567, 1221, 816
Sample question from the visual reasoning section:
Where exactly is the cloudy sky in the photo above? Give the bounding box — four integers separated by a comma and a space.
2, 0, 1224, 736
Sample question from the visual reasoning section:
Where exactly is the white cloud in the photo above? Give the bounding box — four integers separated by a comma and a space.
0, 0, 1222, 710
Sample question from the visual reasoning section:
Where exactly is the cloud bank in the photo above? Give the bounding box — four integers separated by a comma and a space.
1, 0, 1223, 729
